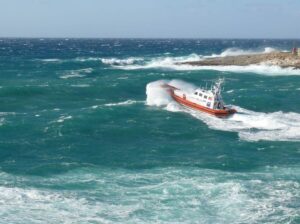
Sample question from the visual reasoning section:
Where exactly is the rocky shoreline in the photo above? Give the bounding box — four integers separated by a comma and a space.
181, 52, 300, 69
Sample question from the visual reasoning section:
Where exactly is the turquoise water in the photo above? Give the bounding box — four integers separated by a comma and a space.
0, 39, 299, 223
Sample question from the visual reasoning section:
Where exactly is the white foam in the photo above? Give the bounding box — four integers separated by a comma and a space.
60, 68, 93, 79
0, 166, 298, 223
191, 106, 300, 142
116, 53, 203, 70
90, 100, 144, 109
110, 48, 300, 76
0, 185, 135, 223
0, 118, 5, 126
40, 58, 62, 63
70, 84, 90, 88
60, 74, 86, 79
210, 47, 278, 58
184, 64, 300, 76
55, 115, 72, 123
104, 100, 143, 107
75, 57, 102, 62
146, 79, 300, 142
121, 60, 300, 76
101, 57, 143, 66
146, 79, 196, 107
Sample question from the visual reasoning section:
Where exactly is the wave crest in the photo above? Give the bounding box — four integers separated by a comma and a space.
60, 68, 93, 79
214, 47, 278, 57
101, 57, 143, 66
108, 47, 300, 76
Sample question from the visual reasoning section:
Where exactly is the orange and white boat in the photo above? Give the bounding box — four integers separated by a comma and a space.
164, 79, 237, 117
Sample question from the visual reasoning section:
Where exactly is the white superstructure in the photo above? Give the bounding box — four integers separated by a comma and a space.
173, 79, 226, 110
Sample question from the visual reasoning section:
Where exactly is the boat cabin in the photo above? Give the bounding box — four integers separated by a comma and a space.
169, 79, 236, 116
192, 85, 225, 110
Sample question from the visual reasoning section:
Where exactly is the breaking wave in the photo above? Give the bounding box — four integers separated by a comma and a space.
209, 47, 278, 58
101, 57, 143, 66
146, 80, 300, 142
108, 47, 300, 76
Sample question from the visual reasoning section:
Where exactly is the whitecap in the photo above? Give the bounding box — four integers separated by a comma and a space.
208, 47, 279, 58
60, 74, 86, 79
101, 57, 143, 66
0, 117, 5, 126
40, 58, 62, 63
104, 100, 144, 107
117, 76, 128, 80
70, 84, 90, 88
75, 57, 102, 62
60, 68, 93, 79
110, 48, 300, 76
55, 115, 72, 123
121, 61, 300, 76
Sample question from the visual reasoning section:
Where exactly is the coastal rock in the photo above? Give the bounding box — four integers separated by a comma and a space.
181, 52, 300, 68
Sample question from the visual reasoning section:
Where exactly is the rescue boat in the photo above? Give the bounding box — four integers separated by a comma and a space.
164, 79, 237, 117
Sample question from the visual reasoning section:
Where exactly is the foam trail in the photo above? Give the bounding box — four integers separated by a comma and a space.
146, 80, 300, 142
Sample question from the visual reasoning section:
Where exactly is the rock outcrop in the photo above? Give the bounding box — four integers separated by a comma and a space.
181, 52, 300, 69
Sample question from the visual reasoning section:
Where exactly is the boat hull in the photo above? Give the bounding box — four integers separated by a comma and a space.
171, 91, 236, 116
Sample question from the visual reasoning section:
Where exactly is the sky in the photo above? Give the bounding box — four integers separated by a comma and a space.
0, 0, 300, 38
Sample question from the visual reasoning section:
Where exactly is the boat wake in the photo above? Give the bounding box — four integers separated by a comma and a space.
146, 80, 300, 142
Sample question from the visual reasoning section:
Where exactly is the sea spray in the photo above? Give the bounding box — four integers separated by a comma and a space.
107, 48, 300, 76
146, 79, 300, 142
146, 79, 196, 106
101, 57, 143, 66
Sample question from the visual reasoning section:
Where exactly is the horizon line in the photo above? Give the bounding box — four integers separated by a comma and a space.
1, 37, 300, 40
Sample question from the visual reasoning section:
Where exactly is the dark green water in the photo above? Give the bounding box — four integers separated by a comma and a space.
0, 39, 299, 223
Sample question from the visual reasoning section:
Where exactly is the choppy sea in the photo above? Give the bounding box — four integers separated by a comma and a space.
0, 38, 299, 223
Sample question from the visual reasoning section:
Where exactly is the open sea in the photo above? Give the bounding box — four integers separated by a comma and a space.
0, 38, 300, 223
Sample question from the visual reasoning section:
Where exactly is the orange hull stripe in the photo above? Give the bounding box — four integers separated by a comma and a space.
172, 93, 235, 116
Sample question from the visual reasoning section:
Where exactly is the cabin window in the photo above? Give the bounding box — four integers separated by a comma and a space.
194, 92, 198, 95
198, 93, 202, 97
204, 95, 207, 99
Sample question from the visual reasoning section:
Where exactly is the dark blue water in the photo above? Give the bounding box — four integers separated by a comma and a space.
0, 38, 299, 223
